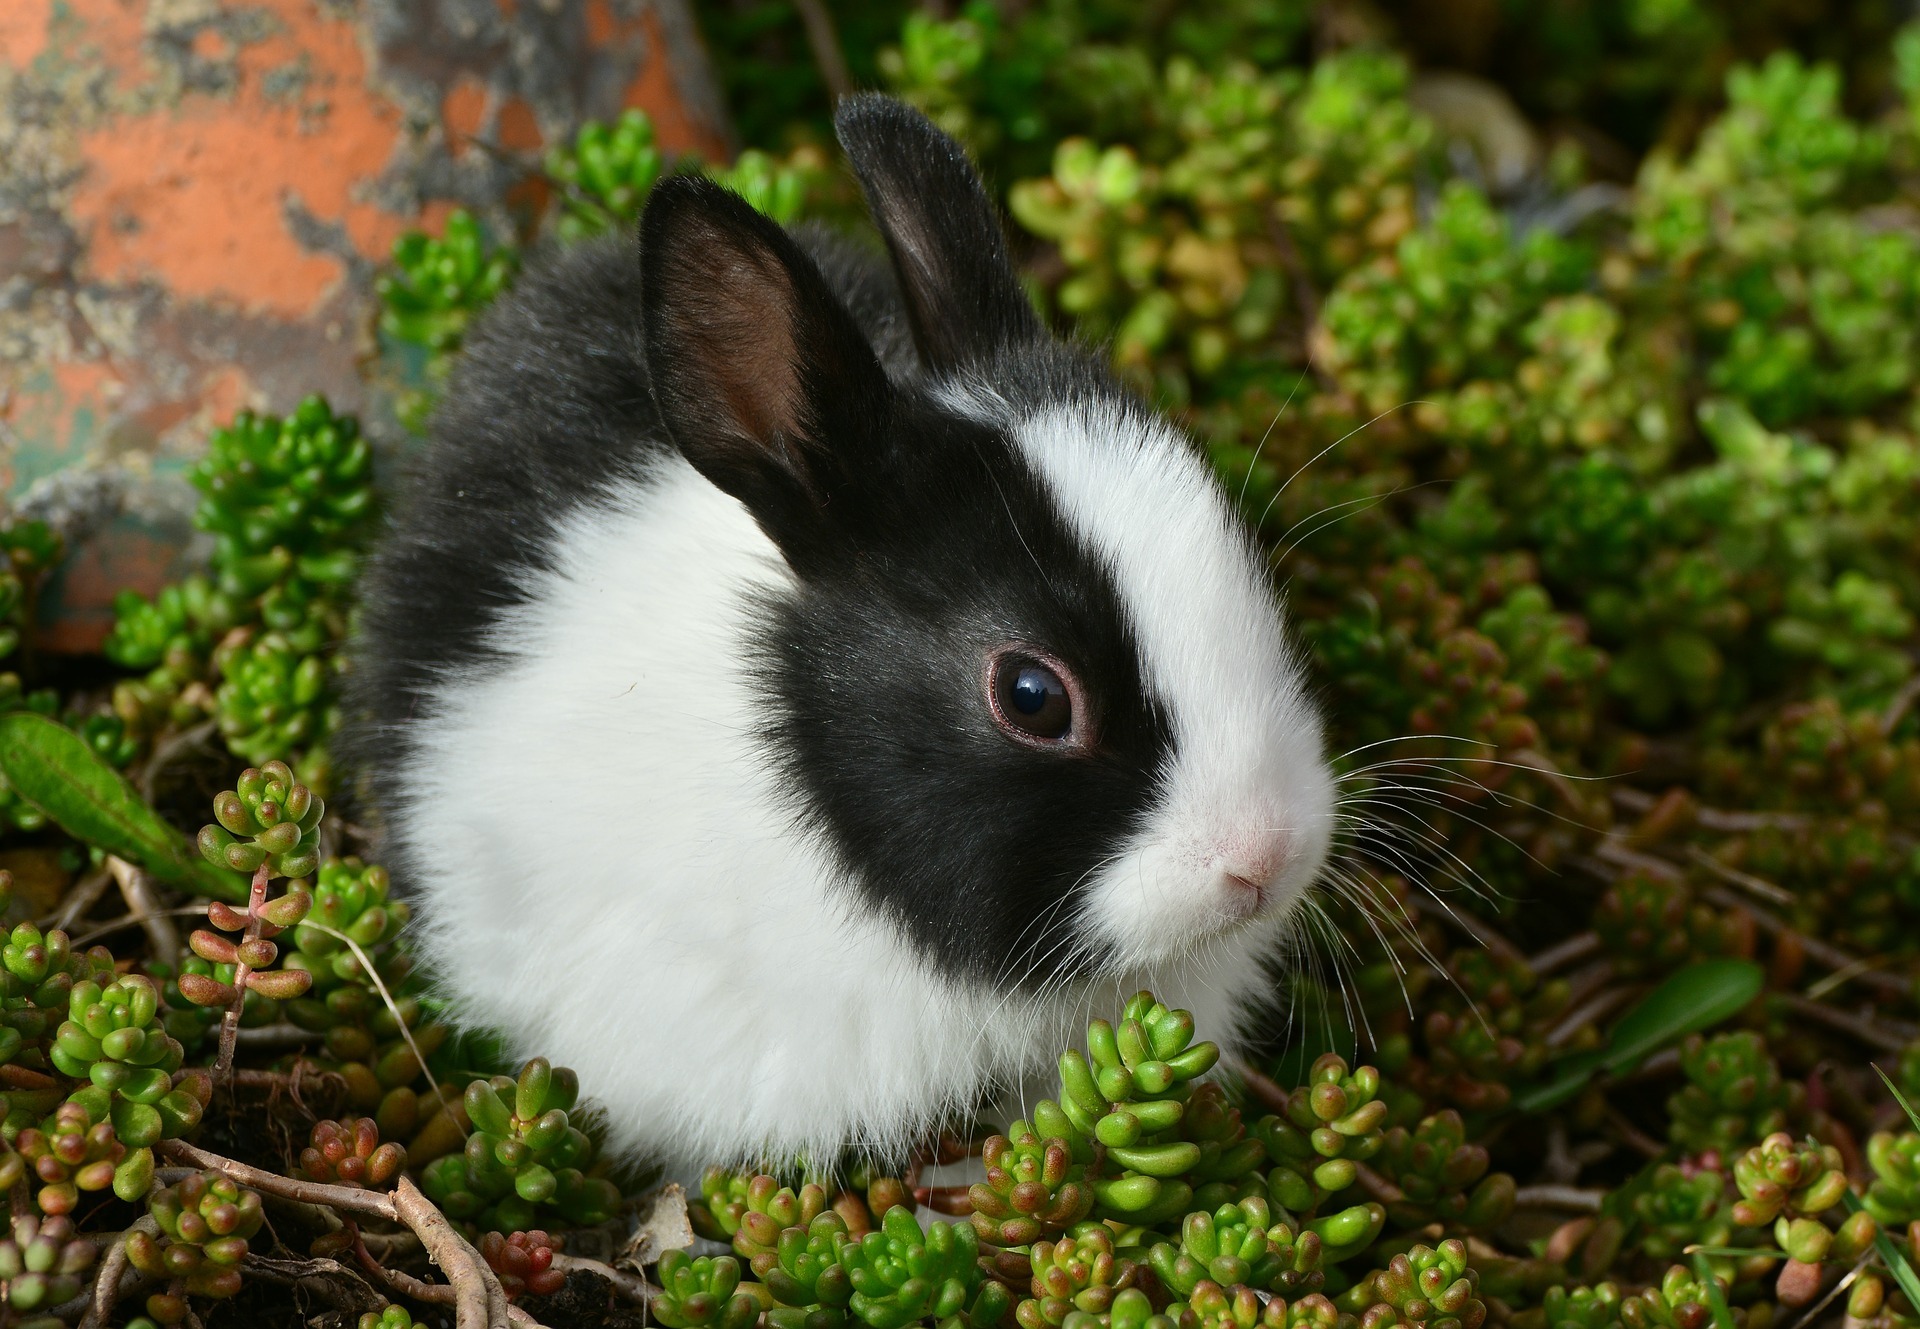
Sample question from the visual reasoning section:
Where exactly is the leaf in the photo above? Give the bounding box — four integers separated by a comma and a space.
1691, 1251, 1737, 1329
0, 712, 247, 902
1599, 959, 1765, 1073
1873, 1064, 1920, 1133
1515, 959, 1765, 1112
1845, 1189, 1920, 1311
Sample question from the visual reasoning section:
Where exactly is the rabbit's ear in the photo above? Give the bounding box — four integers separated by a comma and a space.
641, 175, 895, 567
835, 93, 1041, 373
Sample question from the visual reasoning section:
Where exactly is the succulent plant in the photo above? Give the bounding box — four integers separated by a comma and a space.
0, 905, 115, 1080
1019, 1226, 1139, 1329
971, 1123, 1095, 1246
12, 1091, 155, 1212
1865, 1131, 1920, 1228
480, 1228, 566, 1300
1039, 992, 1221, 1225
1255, 1053, 1387, 1214
195, 760, 325, 882
1666, 1032, 1797, 1155
1377, 1110, 1516, 1231
359, 1308, 420, 1329
212, 630, 335, 767
654, 1251, 762, 1329
125, 1168, 264, 1302
1629, 1164, 1732, 1264
1536, 1283, 1624, 1329
765, 1211, 855, 1329
837, 1204, 1007, 1329
418, 1058, 620, 1231
1147, 1197, 1324, 1298
297, 1116, 406, 1189
378, 210, 519, 355
192, 397, 373, 560
1337, 1240, 1487, 1329
1616, 1266, 1746, 1329
545, 109, 668, 241
278, 856, 442, 1111
0, 1212, 97, 1326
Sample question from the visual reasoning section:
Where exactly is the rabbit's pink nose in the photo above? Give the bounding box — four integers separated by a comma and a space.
1220, 832, 1291, 897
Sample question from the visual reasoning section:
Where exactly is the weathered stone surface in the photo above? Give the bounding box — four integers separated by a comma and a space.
0, 0, 729, 649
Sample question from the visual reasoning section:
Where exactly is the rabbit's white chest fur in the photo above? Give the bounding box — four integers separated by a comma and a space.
390, 451, 1292, 1168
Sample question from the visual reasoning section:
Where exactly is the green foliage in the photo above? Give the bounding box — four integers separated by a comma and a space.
296, 1116, 406, 1189
1666, 1032, 1799, 1156
419, 1056, 621, 1232
125, 1168, 264, 1302
970, 1124, 1094, 1246
0, 1213, 96, 1327
655, 1250, 763, 1329
7, 6, 1920, 1327
1336, 1239, 1487, 1329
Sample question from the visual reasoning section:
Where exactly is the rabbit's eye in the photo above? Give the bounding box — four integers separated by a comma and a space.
990, 651, 1076, 744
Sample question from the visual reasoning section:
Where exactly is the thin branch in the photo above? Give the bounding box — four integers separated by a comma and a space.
162, 1140, 526, 1328
43, 865, 112, 932
1352, 1164, 1404, 1204
396, 1177, 520, 1329
1879, 674, 1920, 736
214, 864, 272, 1079
105, 855, 180, 969
233, 1022, 322, 1053
1406, 892, 1526, 966
1511, 1184, 1607, 1213
1773, 992, 1911, 1052
78, 1214, 158, 1329
1684, 846, 1794, 907
70, 904, 208, 949
1528, 930, 1602, 975
1699, 886, 1907, 1000
1610, 787, 1809, 832
139, 719, 218, 802
1547, 986, 1635, 1050
157, 1139, 396, 1220
239, 1251, 383, 1316
353, 1229, 544, 1327
1604, 1104, 1664, 1159
793, 0, 854, 101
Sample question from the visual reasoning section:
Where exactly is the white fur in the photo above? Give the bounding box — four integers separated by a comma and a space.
393, 403, 1331, 1169
1007, 399, 1335, 969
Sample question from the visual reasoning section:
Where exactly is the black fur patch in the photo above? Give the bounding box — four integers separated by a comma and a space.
347, 100, 1180, 989
343, 225, 916, 813
752, 347, 1175, 986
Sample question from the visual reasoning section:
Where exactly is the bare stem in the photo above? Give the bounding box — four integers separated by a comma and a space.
43, 864, 112, 933
214, 864, 272, 1080
158, 1138, 397, 1220
105, 854, 181, 969
793, 0, 853, 100
396, 1176, 518, 1329
1528, 930, 1602, 975
1511, 1184, 1607, 1213
78, 1214, 159, 1329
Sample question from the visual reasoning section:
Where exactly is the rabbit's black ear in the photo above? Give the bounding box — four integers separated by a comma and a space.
834, 93, 1041, 373
641, 175, 895, 565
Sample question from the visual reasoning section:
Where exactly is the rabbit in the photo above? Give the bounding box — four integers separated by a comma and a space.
345, 93, 1336, 1171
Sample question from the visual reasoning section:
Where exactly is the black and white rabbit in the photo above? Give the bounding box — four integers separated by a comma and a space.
347, 94, 1334, 1168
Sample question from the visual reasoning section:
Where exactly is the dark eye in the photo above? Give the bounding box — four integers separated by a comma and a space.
990, 652, 1076, 743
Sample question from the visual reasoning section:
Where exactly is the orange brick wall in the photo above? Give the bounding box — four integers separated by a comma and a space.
0, 0, 730, 649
